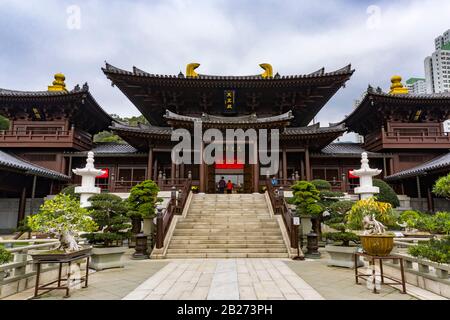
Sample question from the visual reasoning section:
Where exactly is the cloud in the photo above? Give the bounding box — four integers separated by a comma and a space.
0, 0, 449, 132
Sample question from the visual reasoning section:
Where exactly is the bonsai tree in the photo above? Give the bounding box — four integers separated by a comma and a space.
346, 197, 396, 233
433, 173, 450, 199
398, 210, 423, 232
83, 194, 131, 247
60, 184, 80, 201
291, 181, 323, 235
27, 194, 97, 252
373, 179, 400, 208
291, 181, 323, 217
128, 180, 160, 219
311, 179, 332, 191
324, 200, 359, 246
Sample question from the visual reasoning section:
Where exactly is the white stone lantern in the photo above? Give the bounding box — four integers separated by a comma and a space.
72, 151, 104, 207
350, 152, 382, 200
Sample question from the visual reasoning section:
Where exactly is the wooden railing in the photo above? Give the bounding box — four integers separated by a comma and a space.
155, 178, 192, 249
265, 180, 299, 249
0, 129, 92, 149
365, 130, 450, 150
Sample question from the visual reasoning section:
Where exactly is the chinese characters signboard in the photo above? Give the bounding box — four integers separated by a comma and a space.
224, 90, 236, 114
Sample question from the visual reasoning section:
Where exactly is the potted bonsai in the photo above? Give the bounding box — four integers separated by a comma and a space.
27, 194, 97, 258
84, 194, 131, 270
323, 200, 363, 268
347, 198, 397, 256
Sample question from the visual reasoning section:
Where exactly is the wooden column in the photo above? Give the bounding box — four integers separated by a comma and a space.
300, 157, 305, 180
147, 147, 153, 180
17, 187, 26, 227
153, 158, 158, 182
29, 176, 37, 216
427, 188, 434, 212
253, 143, 259, 193
282, 148, 287, 182
171, 162, 176, 184
383, 157, 387, 178
416, 176, 422, 198
305, 147, 311, 181
199, 141, 205, 193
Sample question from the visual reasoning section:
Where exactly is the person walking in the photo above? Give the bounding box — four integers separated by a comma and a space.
218, 176, 226, 194
226, 180, 233, 194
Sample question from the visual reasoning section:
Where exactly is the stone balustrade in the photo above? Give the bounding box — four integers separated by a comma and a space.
0, 239, 61, 298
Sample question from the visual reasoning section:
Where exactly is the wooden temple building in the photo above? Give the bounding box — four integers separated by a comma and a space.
0, 64, 449, 231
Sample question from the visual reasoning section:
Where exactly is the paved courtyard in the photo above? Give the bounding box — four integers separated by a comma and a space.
4, 251, 428, 300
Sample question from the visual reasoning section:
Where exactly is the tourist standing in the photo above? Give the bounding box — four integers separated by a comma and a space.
226, 180, 233, 194
218, 176, 226, 194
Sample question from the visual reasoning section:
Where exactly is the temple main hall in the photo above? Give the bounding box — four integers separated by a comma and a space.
0, 63, 449, 231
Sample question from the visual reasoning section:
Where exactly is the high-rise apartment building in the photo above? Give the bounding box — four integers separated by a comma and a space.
425, 30, 450, 93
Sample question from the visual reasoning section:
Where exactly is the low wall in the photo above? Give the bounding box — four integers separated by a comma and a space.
0, 199, 44, 233
410, 198, 450, 212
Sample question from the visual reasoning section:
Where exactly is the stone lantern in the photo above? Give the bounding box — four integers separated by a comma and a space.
72, 151, 104, 207
350, 152, 382, 200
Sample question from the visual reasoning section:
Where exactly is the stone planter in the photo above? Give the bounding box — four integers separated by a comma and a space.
325, 245, 363, 268
90, 246, 127, 271
360, 234, 394, 256
142, 218, 154, 236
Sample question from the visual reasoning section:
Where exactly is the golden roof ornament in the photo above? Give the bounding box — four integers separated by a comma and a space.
48, 73, 68, 92
389, 75, 408, 95
186, 63, 200, 78
259, 63, 273, 78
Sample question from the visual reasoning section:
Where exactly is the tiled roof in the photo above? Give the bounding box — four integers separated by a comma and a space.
385, 152, 450, 180
0, 83, 90, 97
103, 63, 353, 80
0, 151, 69, 180
110, 121, 172, 135
283, 123, 346, 135
164, 110, 294, 124
90, 143, 139, 154
314, 142, 389, 157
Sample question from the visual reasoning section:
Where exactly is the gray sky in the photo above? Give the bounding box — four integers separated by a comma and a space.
0, 0, 449, 127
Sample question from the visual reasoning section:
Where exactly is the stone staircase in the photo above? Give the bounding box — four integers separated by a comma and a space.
165, 193, 290, 258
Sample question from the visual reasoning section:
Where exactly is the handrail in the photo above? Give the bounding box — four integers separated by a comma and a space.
155, 178, 192, 249
265, 180, 299, 249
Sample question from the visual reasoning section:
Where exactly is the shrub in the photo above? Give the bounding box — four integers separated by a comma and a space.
60, 185, 80, 200
408, 237, 450, 264
311, 179, 331, 191
0, 247, 13, 265
399, 210, 422, 229
128, 180, 160, 219
83, 194, 131, 247
291, 181, 323, 216
346, 198, 397, 231
373, 179, 400, 208
323, 200, 359, 246
429, 212, 450, 235
433, 173, 450, 199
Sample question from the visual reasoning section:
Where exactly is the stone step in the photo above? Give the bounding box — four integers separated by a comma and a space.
171, 235, 284, 241
169, 239, 286, 245
168, 243, 286, 249
164, 252, 289, 259
173, 229, 281, 235
176, 222, 278, 228
166, 248, 288, 254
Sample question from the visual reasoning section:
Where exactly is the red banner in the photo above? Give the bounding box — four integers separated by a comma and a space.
96, 168, 109, 179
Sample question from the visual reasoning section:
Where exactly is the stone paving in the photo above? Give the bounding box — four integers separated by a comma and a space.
4, 253, 433, 300
123, 259, 323, 300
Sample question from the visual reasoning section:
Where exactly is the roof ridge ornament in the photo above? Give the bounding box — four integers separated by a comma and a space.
259, 63, 273, 78
389, 75, 409, 95
48, 73, 68, 92
186, 63, 200, 78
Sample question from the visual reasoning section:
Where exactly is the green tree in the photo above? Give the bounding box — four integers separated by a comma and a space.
27, 194, 97, 251
0, 247, 13, 264
0, 115, 9, 130
433, 173, 450, 199
128, 180, 161, 218
291, 181, 323, 216
93, 131, 124, 143
84, 194, 131, 246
